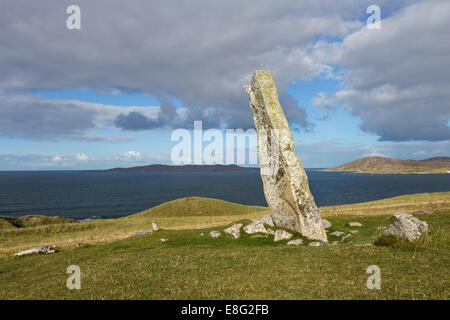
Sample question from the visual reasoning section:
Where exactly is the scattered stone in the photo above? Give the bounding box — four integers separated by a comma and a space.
75, 242, 89, 248
209, 230, 221, 238
200, 233, 205, 237
224, 223, 243, 239
160, 238, 168, 242
274, 230, 293, 242
130, 232, 151, 237
412, 210, 433, 215
251, 235, 268, 238
261, 215, 275, 227
322, 219, 332, 229
330, 231, 344, 237
196, 226, 206, 230
383, 213, 429, 241
245, 70, 327, 242
341, 234, 352, 242
287, 239, 303, 246
347, 222, 362, 227
308, 241, 324, 247
349, 230, 359, 234
152, 222, 159, 231
377, 226, 386, 231
16, 245, 57, 256
266, 229, 275, 235
244, 221, 267, 234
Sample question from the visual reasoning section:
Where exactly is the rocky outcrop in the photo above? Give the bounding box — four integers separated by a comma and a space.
383, 213, 429, 241
245, 70, 327, 242
224, 223, 243, 239
244, 221, 267, 234
16, 245, 57, 256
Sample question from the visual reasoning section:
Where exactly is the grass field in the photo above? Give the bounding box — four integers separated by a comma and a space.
0, 192, 449, 299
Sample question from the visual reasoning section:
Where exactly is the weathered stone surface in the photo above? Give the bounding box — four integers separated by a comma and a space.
261, 215, 275, 227
131, 232, 151, 237
348, 222, 362, 227
224, 223, 243, 239
322, 219, 332, 229
274, 230, 293, 242
266, 229, 275, 235
383, 213, 429, 241
287, 239, 303, 246
209, 230, 221, 238
152, 222, 159, 231
244, 221, 267, 234
308, 241, 324, 247
16, 245, 57, 256
330, 231, 344, 237
245, 70, 327, 242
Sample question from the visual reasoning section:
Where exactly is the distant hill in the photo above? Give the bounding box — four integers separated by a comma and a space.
90, 164, 259, 173
323, 156, 450, 174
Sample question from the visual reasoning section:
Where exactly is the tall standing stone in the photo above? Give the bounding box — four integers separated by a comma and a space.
245, 70, 327, 242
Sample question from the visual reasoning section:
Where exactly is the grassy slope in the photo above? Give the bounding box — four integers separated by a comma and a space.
0, 192, 449, 299
323, 156, 450, 174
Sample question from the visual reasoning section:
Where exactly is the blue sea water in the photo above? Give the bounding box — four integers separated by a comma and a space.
0, 170, 448, 220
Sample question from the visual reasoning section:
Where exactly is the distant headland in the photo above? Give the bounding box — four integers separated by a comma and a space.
323, 156, 450, 174
88, 164, 260, 173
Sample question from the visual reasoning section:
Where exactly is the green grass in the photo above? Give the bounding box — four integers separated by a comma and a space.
0, 193, 449, 299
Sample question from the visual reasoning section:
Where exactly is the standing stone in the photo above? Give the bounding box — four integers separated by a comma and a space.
245, 70, 327, 242
383, 213, 429, 241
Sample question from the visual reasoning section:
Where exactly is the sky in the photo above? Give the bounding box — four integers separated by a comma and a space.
0, 0, 449, 170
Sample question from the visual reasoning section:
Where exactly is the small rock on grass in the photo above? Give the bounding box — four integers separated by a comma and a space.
160, 238, 168, 242
383, 213, 428, 241
131, 232, 151, 237
308, 241, 324, 247
196, 226, 206, 230
349, 230, 359, 234
261, 215, 275, 227
341, 234, 352, 242
287, 239, 303, 246
412, 210, 433, 215
330, 231, 344, 237
244, 221, 267, 234
16, 245, 57, 256
274, 230, 293, 242
224, 224, 243, 239
348, 222, 362, 227
322, 219, 332, 229
209, 230, 221, 238
152, 222, 159, 231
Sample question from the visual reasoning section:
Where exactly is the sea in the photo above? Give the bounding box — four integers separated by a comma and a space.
0, 170, 449, 220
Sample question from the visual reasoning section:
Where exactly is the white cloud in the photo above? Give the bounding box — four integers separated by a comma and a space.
75, 153, 88, 161
312, 0, 450, 141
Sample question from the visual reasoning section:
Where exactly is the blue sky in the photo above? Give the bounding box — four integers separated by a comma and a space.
0, 0, 449, 170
